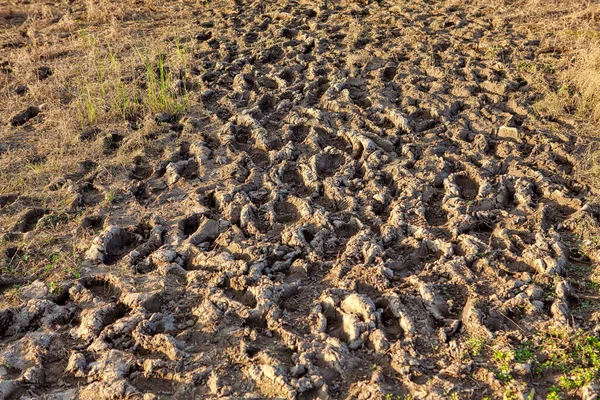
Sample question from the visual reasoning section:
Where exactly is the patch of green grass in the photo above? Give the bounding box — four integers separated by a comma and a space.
534, 329, 600, 395
514, 341, 534, 363
3, 285, 22, 303
559, 28, 600, 42
585, 280, 600, 293
78, 85, 98, 125
47, 280, 60, 293
577, 299, 600, 312
558, 367, 595, 390
142, 52, 188, 116
496, 364, 513, 381
518, 60, 535, 73
538, 64, 557, 74
104, 190, 116, 205
494, 350, 511, 363
467, 336, 487, 357
546, 386, 561, 400
75, 33, 190, 128
43, 253, 59, 274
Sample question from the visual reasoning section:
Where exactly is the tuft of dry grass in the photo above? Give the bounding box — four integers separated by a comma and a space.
0, 0, 201, 286
456, 0, 600, 190
518, 1, 600, 123
457, 0, 600, 125
571, 48, 600, 122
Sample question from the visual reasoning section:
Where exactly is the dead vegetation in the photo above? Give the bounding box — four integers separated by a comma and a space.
463, 0, 600, 124
0, 0, 200, 287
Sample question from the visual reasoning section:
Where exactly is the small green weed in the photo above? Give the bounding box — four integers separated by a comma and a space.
496, 365, 513, 381
467, 336, 486, 357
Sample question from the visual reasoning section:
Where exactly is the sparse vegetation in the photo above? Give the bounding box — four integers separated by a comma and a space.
75, 34, 190, 127
467, 336, 487, 357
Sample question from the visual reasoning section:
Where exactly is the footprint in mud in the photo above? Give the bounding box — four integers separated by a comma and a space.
279, 163, 307, 194
551, 152, 574, 174
10, 105, 40, 126
79, 126, 102, 142
321, 303, 347, 342
245, 147, 269, 169
469, 220, 496, 243
314, 127, 353, 154
233, 125, 252, 144
198, 190, 217, 210
285, 124, 310, 143
162, 158, 199, 184
315, 153, 345, 178
178, 214, 201, 238
381, 64, 398, 81
424, 191, 448, 227
305, 77, 330, 107
80, 277, 122, 301
258, 76, 279, 90
87, 226, 145, 265
376, 300, 404, 340
273, 200, 300, 224
130, 160, 153, 181
281, 167, 303, 187
314, 194, 347, 213
348, 88, 372, 109
196, 31, 212, 41
81, 215, 105, 231
224, 287, 257, 308
541, 202, 577, 230
244, 31, 259, 44
130, 181, 149, 203
186, 217, 219, 248
12, 208, 49, 233
0, 194, 18, 208
332, 215, 360, 239
77, 181, 104, 207
179, 159, 199, 180
103, 233, 141, 265
102, 132, 124, 155
455, 175, 479, 201
258, 94, 276, 114
279, 68, 295, 84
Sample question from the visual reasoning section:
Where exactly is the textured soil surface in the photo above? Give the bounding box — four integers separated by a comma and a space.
2, 0, 600, 399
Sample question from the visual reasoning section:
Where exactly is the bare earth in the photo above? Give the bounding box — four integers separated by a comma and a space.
2, 0, 600, 399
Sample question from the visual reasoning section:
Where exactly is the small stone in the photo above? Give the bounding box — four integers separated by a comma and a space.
189, 218, 219, 245
22, 366, 45, 386
531, 300, 545, 311
497, 126, 520, 141
583, 383, 600, 400
513, 362, 532, 376
20, 280, 48, 301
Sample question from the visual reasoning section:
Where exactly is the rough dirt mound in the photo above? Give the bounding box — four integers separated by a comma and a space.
1, 0, 600, 398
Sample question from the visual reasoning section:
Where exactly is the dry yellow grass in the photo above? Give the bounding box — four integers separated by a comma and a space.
0, 0, 200, 287
508, 0, 600, 123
